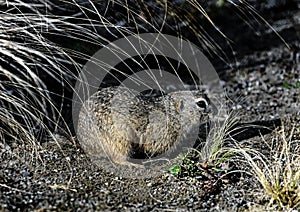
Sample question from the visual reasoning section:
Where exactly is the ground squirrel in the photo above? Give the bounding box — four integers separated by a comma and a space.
77, 86, 211, 167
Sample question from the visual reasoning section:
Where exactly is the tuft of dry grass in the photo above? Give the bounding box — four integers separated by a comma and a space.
0, 1, 80, 164
235, 124, 300, 210
200, 108, 239, 166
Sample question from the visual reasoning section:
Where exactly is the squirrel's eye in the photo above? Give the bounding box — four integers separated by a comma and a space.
195, 98, 208, 110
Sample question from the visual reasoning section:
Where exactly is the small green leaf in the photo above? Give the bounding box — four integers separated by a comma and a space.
283, 82, 292, 89
168, 165, 181, 176
212, 167, 223, 172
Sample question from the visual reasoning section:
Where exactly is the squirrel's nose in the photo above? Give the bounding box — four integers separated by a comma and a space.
204, 105, 212, 113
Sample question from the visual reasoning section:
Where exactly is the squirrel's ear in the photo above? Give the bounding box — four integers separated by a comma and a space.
175, 100, 184, 112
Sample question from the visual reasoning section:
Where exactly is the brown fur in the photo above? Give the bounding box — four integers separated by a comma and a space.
77, 87, 210, 167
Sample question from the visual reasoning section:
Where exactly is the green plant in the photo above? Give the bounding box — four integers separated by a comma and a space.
282, 81, 300, 89
168, 148, 233, 182
168, 165, 181, 176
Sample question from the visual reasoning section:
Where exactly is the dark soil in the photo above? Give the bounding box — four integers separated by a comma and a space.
0, 0, 299, 211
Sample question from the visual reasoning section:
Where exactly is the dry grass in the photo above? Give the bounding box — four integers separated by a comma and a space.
235, 124, 300, 210
0, 1, 81, 165
199, 107, 239, 165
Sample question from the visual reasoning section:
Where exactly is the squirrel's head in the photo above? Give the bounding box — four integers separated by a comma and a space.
170, 90, 211, 115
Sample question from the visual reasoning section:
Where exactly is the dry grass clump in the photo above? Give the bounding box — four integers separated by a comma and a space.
236, 124, 300, 210
200, 108, 239, 166
0, 1, 80, 147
